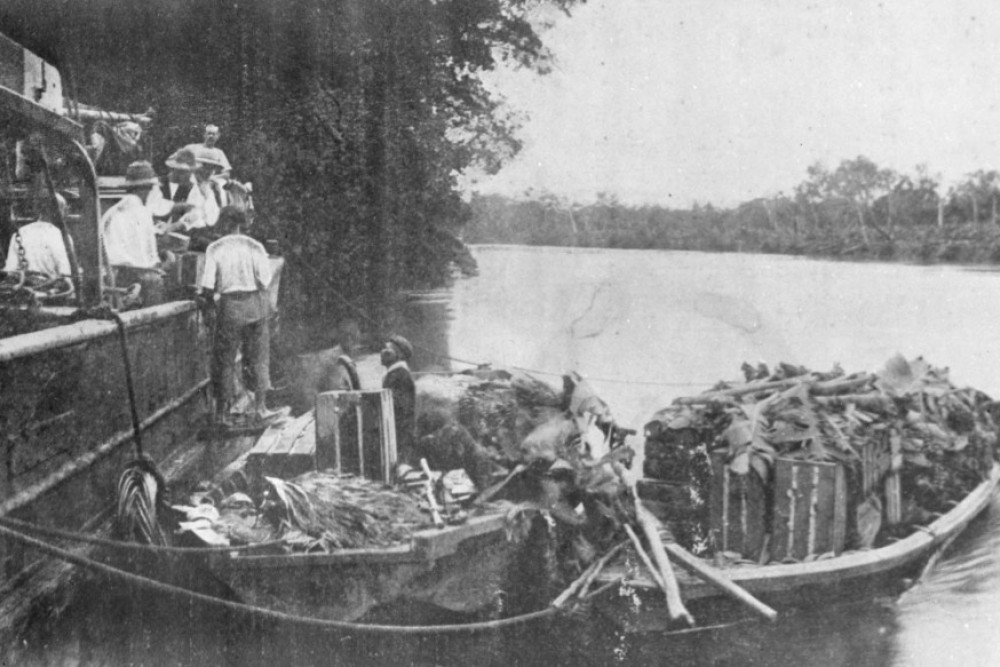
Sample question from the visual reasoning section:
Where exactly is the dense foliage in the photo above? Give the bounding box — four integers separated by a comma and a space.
468, 156, 1000, 265
1, 0, 580, 345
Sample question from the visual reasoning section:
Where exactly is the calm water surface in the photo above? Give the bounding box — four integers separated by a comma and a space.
38, 245, 1000, 665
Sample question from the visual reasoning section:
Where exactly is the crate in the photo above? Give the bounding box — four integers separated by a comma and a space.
315, 389, 397, 484
709, 451, 768, 559
771, 458, 847, 561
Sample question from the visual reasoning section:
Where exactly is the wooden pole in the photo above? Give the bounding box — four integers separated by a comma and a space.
660, 540, 778, 622
631, 506, 695, 627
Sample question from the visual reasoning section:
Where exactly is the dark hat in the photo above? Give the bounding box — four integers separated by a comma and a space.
165, 148, 198, 171
123, 161, 159, 188
387, 335, 413, 361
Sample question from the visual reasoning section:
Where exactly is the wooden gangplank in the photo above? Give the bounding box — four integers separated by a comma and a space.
246, 412, 316, 479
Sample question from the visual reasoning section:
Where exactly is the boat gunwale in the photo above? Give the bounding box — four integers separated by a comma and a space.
210, 512, 511, 569
0, 301, 197, 362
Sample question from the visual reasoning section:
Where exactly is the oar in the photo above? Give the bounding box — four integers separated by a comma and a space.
639, 501, 778, 623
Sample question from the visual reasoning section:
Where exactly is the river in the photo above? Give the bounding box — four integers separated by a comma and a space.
36, 245, 1000, 665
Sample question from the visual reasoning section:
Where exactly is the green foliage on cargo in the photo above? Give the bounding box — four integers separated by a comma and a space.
643, 355, 999, 561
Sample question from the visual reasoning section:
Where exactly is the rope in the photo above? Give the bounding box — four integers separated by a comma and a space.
0, 514, 286, 555
0, 520, 582, 635
0, 518, 761, 636
109, 311, 144, 458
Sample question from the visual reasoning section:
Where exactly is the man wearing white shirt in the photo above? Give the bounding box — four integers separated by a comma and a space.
101, 161, 165, 306
4, 194, 72, 280
151, 148, 206, 232
200, 206, 279, 422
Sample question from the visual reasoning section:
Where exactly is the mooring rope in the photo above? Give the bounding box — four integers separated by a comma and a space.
0, 517, 761, 636
0, 514, 286, 555
0, 520, 571, 634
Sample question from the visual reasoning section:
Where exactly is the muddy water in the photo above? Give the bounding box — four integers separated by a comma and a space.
33, 245, 1000, 665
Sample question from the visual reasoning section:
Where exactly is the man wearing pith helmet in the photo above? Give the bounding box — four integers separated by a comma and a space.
382, 335, 416, 463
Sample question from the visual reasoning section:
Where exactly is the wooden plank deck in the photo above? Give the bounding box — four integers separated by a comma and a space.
247, 412, 316, 479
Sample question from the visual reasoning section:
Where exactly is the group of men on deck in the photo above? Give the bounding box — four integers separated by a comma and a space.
101, 124, 236, 304
4, 121, 420, 445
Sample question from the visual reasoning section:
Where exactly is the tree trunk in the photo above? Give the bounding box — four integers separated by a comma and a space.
971, 195, 979, 225
855, 205, 870, 245
762, 199, 778, 231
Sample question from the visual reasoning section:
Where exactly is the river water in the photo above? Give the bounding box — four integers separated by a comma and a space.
38, 245, 1000, 665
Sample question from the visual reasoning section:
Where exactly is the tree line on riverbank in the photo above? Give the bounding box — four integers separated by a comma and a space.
467, 155, 1000, 265
1, 0, 580, 345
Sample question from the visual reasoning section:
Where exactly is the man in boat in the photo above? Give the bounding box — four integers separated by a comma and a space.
101, 160, 168, 306
199, 205, 283, 424
381, 334, 416, 462
3, 193, 73, 281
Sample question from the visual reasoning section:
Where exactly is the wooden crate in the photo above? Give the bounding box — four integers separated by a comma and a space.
315, 390, 397, 484
709, 451, 768, 559
771, 458, 847, 561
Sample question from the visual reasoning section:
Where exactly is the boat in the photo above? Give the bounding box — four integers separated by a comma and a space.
592, 357, 1000, 631
0, 33, 278, 647
193, 414, 524, 623
140, 369, 624, 624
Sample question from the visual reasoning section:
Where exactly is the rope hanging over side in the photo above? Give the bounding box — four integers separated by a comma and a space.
0, 520, 562, 635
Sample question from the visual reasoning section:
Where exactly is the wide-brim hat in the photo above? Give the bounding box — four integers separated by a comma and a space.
387, 335, 413, 361
123, 160, 159, 187
192, 146, 225, 169
165, 148, 198, 171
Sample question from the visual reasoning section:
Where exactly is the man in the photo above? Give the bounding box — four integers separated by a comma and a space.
381, 334, 416, 462
185, 124, 232, 178
200, 206, 281, 423
101, 160, 166, 306
4, 194, 73, 280
150, 148, 205, 233
192, 153, 224, 228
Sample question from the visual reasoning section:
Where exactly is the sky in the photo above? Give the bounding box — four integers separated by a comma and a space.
467, 0, 1000, 207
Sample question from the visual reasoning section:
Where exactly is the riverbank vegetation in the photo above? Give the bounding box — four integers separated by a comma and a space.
467, 156, 1000, 265
1, 0, 581, 346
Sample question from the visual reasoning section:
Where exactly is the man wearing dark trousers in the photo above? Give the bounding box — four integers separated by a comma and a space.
381, 335, 416, 463
199, 206, 281, 424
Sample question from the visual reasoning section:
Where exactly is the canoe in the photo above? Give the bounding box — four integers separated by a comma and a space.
592, 356, 1000, 630
594, 461, 999, 628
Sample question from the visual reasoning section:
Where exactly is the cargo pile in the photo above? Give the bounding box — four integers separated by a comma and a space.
642, 355, 999, 560
172, 471, 429, 550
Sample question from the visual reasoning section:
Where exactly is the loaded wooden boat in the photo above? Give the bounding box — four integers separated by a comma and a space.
186, 408, 526, 623
592, 356, 1000, 630
160, 367, 616, 624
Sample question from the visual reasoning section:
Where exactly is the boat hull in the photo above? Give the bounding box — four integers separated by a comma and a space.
204, 513, 519, 622
0, 303, 239, 645
596, 463, 1000, 630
